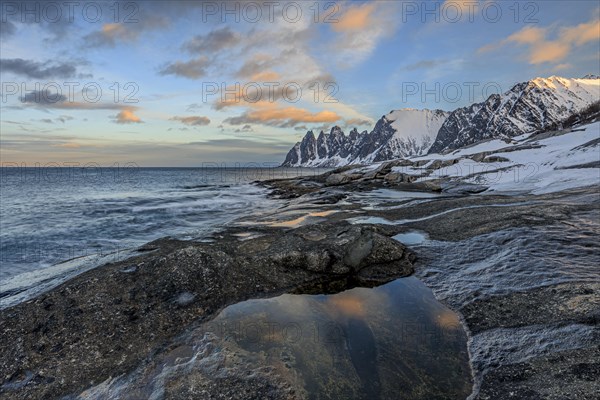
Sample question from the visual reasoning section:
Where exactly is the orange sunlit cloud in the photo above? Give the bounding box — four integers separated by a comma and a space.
560, 19, 600, 46
114, 108, 143, 124
529, 41, 570, 64
244, 107, 341, 124
333, 3, 376, 32
250, 71, 281, 81
479, 19, 600, 65
507, 26, 547, 45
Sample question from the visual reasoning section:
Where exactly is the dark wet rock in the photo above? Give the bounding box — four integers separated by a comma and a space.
0, 222, 413, 400
325, 173, 353, 186
384, 172, 416, 184
570, 137, 600, 151
482, 155, 510, 163
556, 160, 600, 169
441, 182, 489, 194
413, 159, 430, 167
425, 158, 461, 171
461, 282, 600, 335
477, 347, 600, 400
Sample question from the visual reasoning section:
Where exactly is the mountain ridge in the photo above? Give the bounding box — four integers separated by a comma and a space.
281, 75, 600, 166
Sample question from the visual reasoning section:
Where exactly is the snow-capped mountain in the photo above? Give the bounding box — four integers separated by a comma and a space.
428, 76, 600, 154
281, 76, 599, 167
281, 109, 449, 167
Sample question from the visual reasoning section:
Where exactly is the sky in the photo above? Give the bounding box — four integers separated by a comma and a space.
1, 0, 599, 166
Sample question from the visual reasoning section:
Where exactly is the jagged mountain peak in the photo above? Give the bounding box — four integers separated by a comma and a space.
282, 108, 450, 167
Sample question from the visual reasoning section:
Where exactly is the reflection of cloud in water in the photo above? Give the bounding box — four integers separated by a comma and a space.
268, 210, 337, 227
323, 287, 390, 320
435, 309, 461, 329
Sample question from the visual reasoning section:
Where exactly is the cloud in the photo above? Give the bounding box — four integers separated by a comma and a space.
160, 57, 210, 79
186, 103, 202, 111
18, 91, 137, 113
328, 2, 398, 68
183, 27, 241, 53
113, 108, 143, 124
84, 23, 140, 47
36, 115, 75, 124
0, 21, 16, 39
344, 118, 372, 127
508, 26, 547, 45
250, 71, 281, 81
224, 106, 341, 128
56, 115, 74, 123
213, 82, 302, 110
170, 116, 211, 126
20, 90, 67, 104
1, 58, 82, 79
332, 3, 376, 32
402, 59, 446, 71
83, 12, 169, 47
234, 124, 254, 133
479, 19, 600, 65
529, 41, 570, 64
236, 54, 277, 79
560, 19, 600, 46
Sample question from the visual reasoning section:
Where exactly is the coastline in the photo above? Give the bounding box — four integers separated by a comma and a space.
1, 164, 598, 399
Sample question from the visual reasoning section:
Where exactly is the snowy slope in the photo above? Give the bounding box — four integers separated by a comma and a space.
428, 76, 600, 154
403, 120, 600, 194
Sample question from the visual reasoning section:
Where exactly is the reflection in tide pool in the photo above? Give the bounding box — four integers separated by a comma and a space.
205, 277, 472, 400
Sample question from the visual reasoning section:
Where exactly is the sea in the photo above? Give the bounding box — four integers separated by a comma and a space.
0, 166, 326, 306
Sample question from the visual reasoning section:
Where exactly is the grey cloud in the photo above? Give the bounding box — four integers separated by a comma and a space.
344, 118, 372, 128
184, 27, 240, 53
223, 114, 309, 129
170, 116, 211, 126
160, 57, 210, 79
56, 115, 74, 123
1, 58, 79, 79
235, 124, 253, 133
36, 115, 74, 124
0, 21, 16, 38
237, 56, 276, 79
20, 90, 67, 104
403, 59, 446, 71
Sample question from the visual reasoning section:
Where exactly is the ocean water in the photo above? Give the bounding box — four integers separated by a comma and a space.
0, 167, 324, 282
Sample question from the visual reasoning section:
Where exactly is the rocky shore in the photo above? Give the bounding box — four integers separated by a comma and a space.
1, 155, 598, 399
0, 220, 414, 399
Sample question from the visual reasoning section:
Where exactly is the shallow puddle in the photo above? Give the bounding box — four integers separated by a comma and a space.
393, 231, 428, 245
